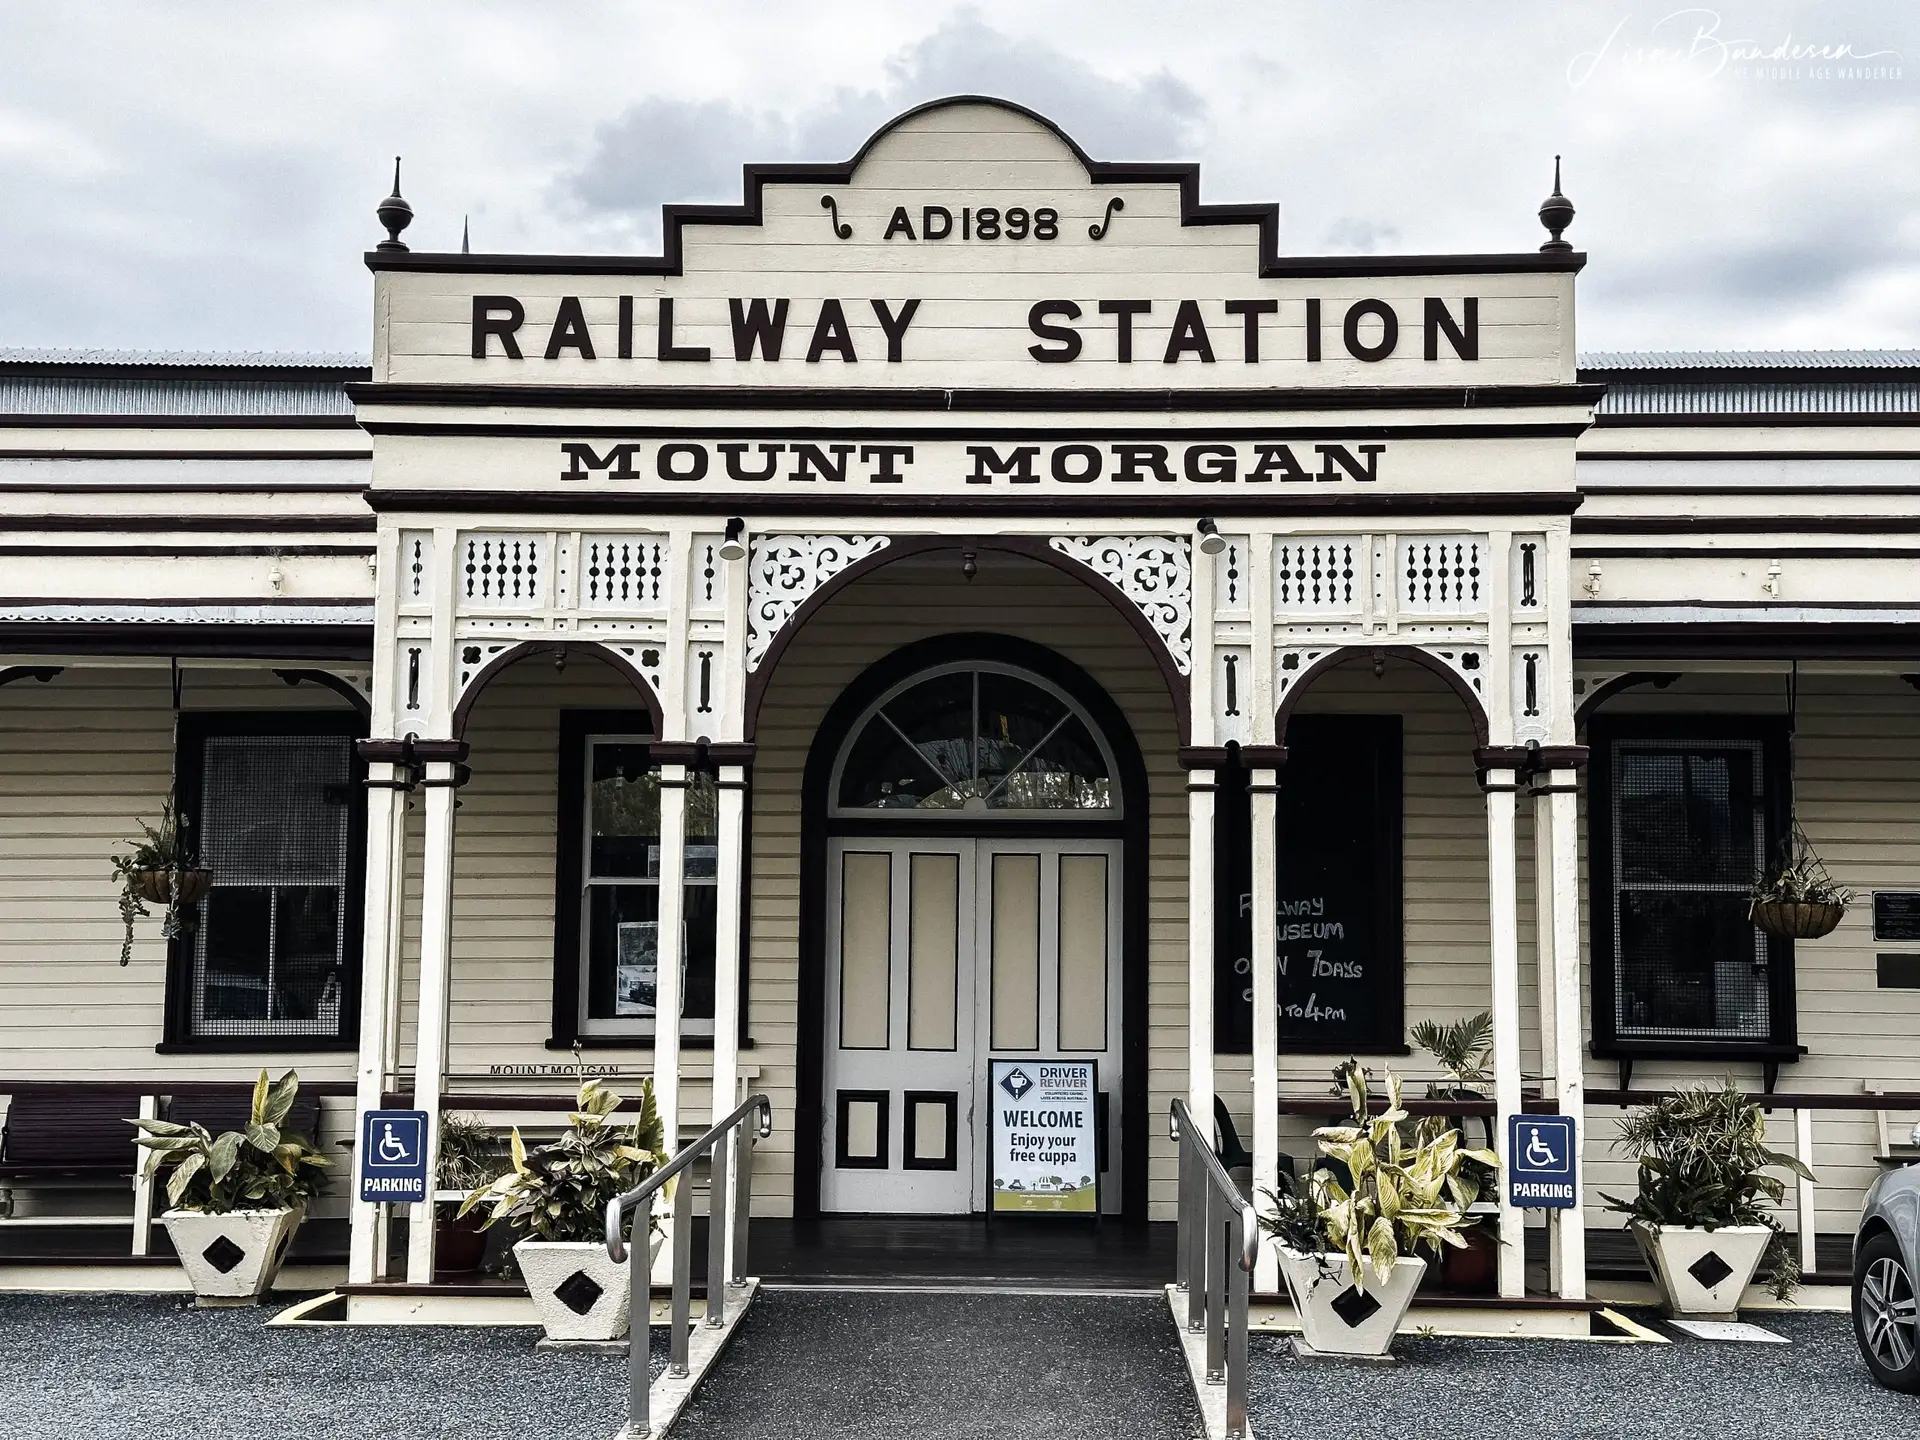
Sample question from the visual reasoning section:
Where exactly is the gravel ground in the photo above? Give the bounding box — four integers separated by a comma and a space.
1248, 1311, 1919, 1440
671, 1289, 1205, 1440
0, 1293, 667, 1440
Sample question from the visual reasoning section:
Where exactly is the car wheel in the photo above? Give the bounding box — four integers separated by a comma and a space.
1854, 1230, 1920, 1393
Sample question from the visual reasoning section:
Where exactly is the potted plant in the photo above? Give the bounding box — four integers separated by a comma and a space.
435, 1113, 505, 1276
1409, 1010, 1501, 1293
127, 1069, 329, 1306
1261, 1063, 1499, 1358
1605, 1082, 1811, 1319
110, 798, 211, 966
459, 1075, 664, 1342
1751, 828, 1852, 939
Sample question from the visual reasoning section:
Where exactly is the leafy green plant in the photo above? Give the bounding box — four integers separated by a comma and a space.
128, 1070, 329, 1212
109, 798, 201, 967
1604, 1081, 1812, 1299
1750, 826, 1852, 908
436, 1113, 506, 1193
458, 1076, 664, 1243
1410, 1010, 1493, 1094
1261, 1063, 1499, 1290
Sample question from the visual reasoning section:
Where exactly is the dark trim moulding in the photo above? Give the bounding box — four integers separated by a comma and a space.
0, 449, 372, 462
0, 514, 377, 534
1591, 412, 1920, 429
0, 414, 365, 430
0, 622, 373, 661
0, 544, 374, 558
1574, 515, 1920, 535
0, 481, 371, 496
1572, 623, 1920, 660
348, 382, 1605, 414
360, 419, 1591, 442
1579, 485, 1920, 497
1578, 454, 1920, 464
1572, 545, 1920, 560
360, 94, 1581, 282
365, 488, 1586, 519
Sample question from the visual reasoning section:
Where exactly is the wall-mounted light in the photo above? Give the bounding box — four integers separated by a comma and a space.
718, 517, 747, 562
1196, 517, 1226, 556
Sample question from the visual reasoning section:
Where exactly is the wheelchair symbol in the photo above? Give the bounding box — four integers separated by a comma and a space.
1524, 1126, 1558, 1167
377, 1123, 411, 1164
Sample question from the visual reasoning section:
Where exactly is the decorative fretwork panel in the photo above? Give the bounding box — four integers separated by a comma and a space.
1212, 536, 1249, 614
1513, 647, 1550, 742
580, 535, 667, 610
1511, 534, 1545, 614
691, 535, 727, 613
459, 533, 546, 609
1213, 646, 1252, 745
747, 535, 890, 671
1050, 535, 1193, 675
398, 531, 434, 609
1273, 536, 1362, 614
1397, 535, 1486, 614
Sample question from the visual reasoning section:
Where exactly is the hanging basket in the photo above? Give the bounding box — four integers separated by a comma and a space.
1751, 899, 1845, 940
137, 868, 212, 906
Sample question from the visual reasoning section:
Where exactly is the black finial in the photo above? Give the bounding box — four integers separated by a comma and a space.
1538, 154, 1574, 253
461, 214, 469, 254
376, 157, 414, 253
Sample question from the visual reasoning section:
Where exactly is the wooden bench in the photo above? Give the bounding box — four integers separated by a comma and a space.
0, 1086, 155, 1246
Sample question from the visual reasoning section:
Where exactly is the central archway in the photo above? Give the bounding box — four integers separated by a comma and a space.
795, 632, 1152, 1222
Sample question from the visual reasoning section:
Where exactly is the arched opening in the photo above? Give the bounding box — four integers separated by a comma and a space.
450, 639, 664, 740
797, 631, 1152, 1223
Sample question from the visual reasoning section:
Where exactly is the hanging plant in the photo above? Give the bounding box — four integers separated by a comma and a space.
110, 798, 211, 966
1751, 822, 1850, 940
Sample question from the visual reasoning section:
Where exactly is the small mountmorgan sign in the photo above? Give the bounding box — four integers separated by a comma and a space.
989, 1059, 1098, 1215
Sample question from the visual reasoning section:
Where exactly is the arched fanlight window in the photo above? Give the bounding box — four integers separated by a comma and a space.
831, 663, 1118, 815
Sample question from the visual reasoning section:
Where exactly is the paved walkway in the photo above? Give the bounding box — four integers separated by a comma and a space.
1248, 1311, 1917, 1440
671, 1289, 1203, 1440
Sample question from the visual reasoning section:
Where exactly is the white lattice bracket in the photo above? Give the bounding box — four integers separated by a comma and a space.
606, 642, 667, 704
1423, 643, 1491, 705
746, 535, 890, 671
454, 640, 518, 708
1273, 645, 1337, 706
1050, 535, 1193, 675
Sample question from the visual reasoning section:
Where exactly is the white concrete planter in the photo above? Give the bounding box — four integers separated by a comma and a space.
1632, 1222, 1774, 1320
1277, 1247, 1426, 1357
515, 1235, 661, 1343
161, 1206, 303, 1307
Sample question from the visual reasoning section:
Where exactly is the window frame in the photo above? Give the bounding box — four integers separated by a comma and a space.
826, 661, 1123, 821
551, 709, 737, 1049
1586, 714, 1799, 1064
162, 710, 367, 1053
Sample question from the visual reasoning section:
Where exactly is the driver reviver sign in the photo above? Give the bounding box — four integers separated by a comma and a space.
989, 1059, 1098, 1215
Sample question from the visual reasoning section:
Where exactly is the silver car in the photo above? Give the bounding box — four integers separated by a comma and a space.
1854, 1163, 1920, 1392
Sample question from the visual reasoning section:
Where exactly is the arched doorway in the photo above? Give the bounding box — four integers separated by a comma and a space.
799, 634, 1149, 1219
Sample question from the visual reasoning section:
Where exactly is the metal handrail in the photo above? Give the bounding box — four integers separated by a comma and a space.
1171, 1098, 1256, 1440
604, 1093, 771, 1440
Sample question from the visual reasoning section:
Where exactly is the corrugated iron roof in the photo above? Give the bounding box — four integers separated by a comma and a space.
1580, 350, 1920, 371
0, 348, 368, 369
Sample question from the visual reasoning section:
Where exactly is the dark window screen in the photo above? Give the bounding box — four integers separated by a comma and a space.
191, 734, 354, 1038
1609, 740, 1771, 1041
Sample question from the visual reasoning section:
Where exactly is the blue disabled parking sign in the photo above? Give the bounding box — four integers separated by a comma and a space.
1507, 1114, 1577, 1209
359, 1109, 429, 1204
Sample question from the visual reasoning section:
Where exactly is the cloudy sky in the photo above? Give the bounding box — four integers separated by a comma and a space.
1, 1, 1913, 355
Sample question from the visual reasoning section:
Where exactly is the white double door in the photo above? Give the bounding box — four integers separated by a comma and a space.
822, 836, 1123, 1214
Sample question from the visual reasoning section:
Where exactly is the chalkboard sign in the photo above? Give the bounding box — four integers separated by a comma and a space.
1274, 716, 1403, 1049
1873, 892, 1920, 942
1213, 716, 1403, 1052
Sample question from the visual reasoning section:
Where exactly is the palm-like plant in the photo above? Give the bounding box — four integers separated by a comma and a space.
128, 1070, 329, 1212
1268, 1064, 1500, 1290
458, 1076, 664, 1243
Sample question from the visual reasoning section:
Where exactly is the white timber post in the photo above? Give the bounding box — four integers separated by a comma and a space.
709, 763, 748, 1274
1795, 1107, 1818, 1275
1484, 764, 1526, 1299
1545, 773, 1588, 1298
405, 746, 465, 1284
1482, 529, 1527, 1300
1530, 775, 1559, 1295
1247, 526, 1281, 1296
348, 756, 407, 1285
651, 527, 693, 1282
1187, 520, 1217, 1161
